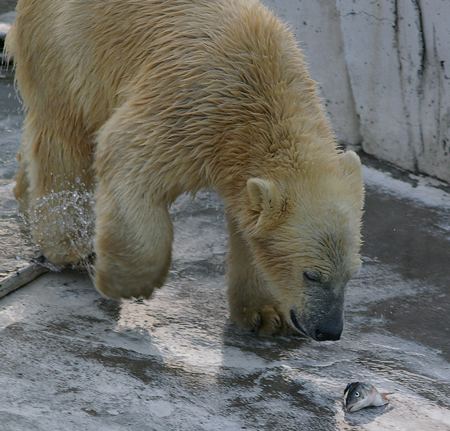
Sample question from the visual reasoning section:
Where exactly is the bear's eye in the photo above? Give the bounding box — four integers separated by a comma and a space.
303, 270, 322, 283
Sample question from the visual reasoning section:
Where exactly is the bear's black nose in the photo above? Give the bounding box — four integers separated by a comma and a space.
314, 321, 343, 341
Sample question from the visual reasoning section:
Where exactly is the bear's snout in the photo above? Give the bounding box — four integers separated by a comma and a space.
290, 309, 344, 341
313, 319, 343, 341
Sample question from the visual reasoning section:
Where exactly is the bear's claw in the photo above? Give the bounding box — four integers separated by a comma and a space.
240, 306, 291, 335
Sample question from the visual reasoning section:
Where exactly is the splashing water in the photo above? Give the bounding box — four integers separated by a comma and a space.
26, 187, 96, 268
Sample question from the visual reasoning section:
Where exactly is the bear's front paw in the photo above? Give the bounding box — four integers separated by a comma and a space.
234, 305, 292, 335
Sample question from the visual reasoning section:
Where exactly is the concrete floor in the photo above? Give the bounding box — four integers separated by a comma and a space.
1, 6, 450, 431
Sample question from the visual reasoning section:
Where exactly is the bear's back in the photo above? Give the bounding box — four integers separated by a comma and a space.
9, 0, 312, 132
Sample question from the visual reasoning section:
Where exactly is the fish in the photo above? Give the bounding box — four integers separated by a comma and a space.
344, 382, 393, 412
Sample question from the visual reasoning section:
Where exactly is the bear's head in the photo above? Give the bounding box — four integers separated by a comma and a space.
244, 150, 364, 341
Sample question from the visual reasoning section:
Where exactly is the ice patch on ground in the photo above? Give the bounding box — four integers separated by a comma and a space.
362, 165, 450, 210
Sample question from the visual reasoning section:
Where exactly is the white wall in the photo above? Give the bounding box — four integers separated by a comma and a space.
263, 0, 450, 183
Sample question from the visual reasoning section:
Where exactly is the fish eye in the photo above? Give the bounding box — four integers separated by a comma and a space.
354, 391, 360, 397
303, 270, 321, 283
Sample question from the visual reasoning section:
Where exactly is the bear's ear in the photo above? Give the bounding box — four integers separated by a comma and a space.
247, 178, 279, 216
341, 150, 361, 175
341, 150, 365, 209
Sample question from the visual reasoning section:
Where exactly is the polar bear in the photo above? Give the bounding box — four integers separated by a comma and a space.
7, 0, 364, 340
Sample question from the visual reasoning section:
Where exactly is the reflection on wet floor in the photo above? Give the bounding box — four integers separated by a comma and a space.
1, 49, 450, 431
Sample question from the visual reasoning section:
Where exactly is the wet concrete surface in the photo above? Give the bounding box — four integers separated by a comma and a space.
0, 1, 17, 15
1, 19, 450, 431
359, 158, 450, 363
0, 66, 34, 278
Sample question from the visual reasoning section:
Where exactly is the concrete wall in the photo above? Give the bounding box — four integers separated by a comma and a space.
263, 0, 450, 183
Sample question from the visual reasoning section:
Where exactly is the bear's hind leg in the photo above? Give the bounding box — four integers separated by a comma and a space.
16, 125, 95, 266
13, 149, 30, 217
226, 216, 292, 335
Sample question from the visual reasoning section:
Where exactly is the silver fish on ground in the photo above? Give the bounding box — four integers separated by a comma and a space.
344, 382, 393, 412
